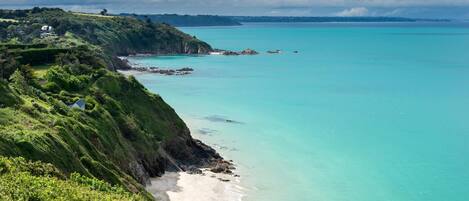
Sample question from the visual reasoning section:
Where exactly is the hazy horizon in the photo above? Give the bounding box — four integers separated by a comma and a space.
1, 0, 469, 19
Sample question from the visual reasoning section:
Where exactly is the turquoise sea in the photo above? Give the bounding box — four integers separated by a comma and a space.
130, 22, 469, 201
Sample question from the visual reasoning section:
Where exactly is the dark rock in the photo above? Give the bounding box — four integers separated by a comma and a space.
210, 160, 235, 174
222, 50, 240, 56
112, 56, 132, 70
186, 166, 203, 174
176, 67, 194, 72
128, 161, 151, 185
240, 48, 259, 55
124, 66, 194, 76
267, 50, 281, 54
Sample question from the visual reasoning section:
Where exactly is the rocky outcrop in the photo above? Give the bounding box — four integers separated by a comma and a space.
240, 48, 259, 55
215, 48, 259, 56
267, 49, 281, 54
121, 66, 194, 75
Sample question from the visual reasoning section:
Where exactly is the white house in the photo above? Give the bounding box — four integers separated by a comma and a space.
41, 25, 53, 32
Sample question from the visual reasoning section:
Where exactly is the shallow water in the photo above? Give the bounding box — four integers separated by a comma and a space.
131, 22, 469, 201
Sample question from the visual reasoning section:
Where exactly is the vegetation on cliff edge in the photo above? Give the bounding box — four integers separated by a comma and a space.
0, 8, 221, 201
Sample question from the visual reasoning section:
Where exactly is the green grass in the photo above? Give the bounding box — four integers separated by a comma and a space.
32, 64, 53, 78
0, 62, 186, 200
72, 12, 117, 19
0, 156, 146, 201
0, 8, 214, 200
0, 18, 18, 23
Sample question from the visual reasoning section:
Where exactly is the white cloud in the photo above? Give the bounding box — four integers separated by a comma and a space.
382, 8, 405, 16
335, 7, 369, 16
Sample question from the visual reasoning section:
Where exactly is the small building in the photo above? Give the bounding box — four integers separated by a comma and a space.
41, 25, 53, 32
40, 25, 56, 38
69, 99, 86, 110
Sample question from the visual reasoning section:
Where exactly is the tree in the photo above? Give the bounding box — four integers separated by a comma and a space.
100, 9, 108, 16
9, 69, 28, 93
0, 48, 19, 80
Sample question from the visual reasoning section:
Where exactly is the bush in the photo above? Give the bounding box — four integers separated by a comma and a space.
17, 48, 69, 66
0, 157, 145, 201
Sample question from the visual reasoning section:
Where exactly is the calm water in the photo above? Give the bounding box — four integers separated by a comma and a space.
131, 22, 469, 201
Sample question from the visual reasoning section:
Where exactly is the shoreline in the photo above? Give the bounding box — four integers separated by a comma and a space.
146, 170, 244, 201
145, 118, 245, 201
120, 57, 246, 201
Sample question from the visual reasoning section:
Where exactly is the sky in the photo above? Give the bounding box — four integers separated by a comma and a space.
1, 0, 469, 19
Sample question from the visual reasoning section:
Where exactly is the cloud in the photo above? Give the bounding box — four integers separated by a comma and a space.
382, 8, 405, 16
1, 0, 469, 18
335, 7, 369, 16
3, 0, 469, 7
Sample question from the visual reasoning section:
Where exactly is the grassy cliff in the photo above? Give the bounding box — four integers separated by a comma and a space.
1, 8, 213, 68
0, 50, 221, 200
0, 8, 221, 201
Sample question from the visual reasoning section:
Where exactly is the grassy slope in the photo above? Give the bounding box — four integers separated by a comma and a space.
26, 9, 212, 55
0, 156, 145, 200
0, 8, 220, 200
0, 65, 188, 200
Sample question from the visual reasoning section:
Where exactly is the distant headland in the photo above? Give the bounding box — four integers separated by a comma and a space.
119, 14, 450, 27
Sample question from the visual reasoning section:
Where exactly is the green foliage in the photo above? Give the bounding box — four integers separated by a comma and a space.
0, 81, 19, 107
0, 157, 145, 201
0, 50, 188, 200
0, 47, 20, 80
1, 8, 212, 56
0, 7, 214, 201
9, 69, 29, 93
17, 48, 69, 66
0, 43, 48, 49
0, 156, 63, 177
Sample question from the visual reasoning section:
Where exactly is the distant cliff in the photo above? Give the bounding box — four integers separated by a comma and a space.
121, 13, 242, 27
228, 16, 450, 23
1, 8, 212, 65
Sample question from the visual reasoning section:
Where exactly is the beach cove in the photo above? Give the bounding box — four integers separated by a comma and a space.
130, 22, 469, 201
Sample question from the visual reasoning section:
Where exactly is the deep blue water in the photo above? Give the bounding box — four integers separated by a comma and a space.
131, 22, 469, 201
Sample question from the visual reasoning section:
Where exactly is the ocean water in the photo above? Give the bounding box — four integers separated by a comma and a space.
130, 22, 469, 201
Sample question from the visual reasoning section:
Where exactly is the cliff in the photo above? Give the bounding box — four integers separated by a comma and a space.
1, 8, 213, 68
0, 8, 222, 200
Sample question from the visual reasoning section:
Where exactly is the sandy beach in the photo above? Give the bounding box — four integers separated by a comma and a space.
145, 116, 245, 201
146, 170, 244, 201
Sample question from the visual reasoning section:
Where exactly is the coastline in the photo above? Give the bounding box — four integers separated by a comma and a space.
145, 118, 245, 201
146, 171, 244, 201
119, 57, 246, 201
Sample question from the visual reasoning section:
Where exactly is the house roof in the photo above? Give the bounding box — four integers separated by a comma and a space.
70, 99, 86, 110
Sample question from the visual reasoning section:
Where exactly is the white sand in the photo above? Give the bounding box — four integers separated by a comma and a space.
146, 171, 244, 201
143, 110, 245, 200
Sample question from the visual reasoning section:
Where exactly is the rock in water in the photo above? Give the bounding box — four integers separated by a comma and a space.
240, 48, 259, 55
